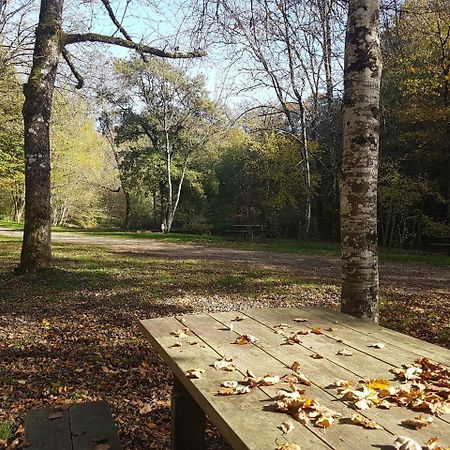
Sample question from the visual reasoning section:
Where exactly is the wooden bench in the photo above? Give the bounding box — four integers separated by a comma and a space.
226, 225, 264, 242
430, 235, 450, 255
25, 400, 122, 450
139, 307, 450, 450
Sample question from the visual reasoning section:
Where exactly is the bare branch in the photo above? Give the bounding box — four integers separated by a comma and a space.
61, 48, 84, 89
63, 32, 206, 59
99, 0, 132, 41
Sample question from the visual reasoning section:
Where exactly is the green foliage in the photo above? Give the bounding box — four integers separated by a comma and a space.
50, 92, 118, 227
0, 64, 24, 221
0, 421, 13, 440
380, 0, 450, 243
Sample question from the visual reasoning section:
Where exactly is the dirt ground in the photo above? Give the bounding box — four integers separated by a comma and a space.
0, 230, 448, 449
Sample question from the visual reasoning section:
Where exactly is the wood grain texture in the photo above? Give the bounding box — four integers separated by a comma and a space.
140, 307, 450, 450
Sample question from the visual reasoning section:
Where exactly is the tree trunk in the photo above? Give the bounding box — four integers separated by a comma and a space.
340, 0, 382, 322
18, 0, 64, 272
123, 190, 131, 229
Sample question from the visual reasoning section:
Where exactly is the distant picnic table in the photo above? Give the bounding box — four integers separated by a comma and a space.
227, 224, 265, 242
139, 307, 450, 450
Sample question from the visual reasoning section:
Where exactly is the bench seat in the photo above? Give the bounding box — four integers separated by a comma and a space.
25, 400, 122, 450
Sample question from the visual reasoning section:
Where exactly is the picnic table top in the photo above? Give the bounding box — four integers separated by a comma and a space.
139, 307, 450, 450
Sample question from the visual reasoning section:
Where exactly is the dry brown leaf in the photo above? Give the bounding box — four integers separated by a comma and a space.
394, 435, 422, 450
310, 353, 324, 359
351, 413, 382, 429
401, 415, 433, 429
233, 334, 258, 345
292, 318, 308, 323
311, 327, 322, 335
279, 421, 294, 434
212, 358, 236, 371
337, 348, 353, 356
378, 399, 393, 409
170, 328, 189, 338
425, 436, 440, 450
291, 361, 301, 372
354, 399, 372, 410
292, 410, 310, 425
185, 368, 205, 379
262, 374, 281, 386
315, 415, 334, 428
326, 327, 335, 332
294, 373, 312, 386
94, 445, 111, 450
170, 342, 182, 348
221, 380, 238, 388
232, 315, 245, 322
139, 404, 152, 415
276, 443, 301, 450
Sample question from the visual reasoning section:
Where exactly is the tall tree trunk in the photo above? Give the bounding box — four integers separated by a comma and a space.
18, 0, 64, 272
124, 190, 131, 229
340, 0, 382, 322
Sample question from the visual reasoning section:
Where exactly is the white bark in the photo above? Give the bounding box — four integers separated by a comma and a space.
340, 0, 382, 322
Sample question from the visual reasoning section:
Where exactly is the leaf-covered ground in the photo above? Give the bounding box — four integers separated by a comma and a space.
0, 234, 448, 449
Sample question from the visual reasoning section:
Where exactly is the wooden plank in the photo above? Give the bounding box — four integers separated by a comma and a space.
139, 317, 331, 450
209, 310, 450, 444
239, 308, 450, 429
301, 307, 450, 364
244, 307, 449, 371
70, 401, 122, 450
25, 406, 72, 450
183, 313, 394, 450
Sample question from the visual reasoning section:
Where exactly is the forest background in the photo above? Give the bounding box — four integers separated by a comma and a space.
1, 0, 449, 250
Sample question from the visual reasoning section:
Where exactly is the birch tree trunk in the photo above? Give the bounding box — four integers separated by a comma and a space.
18, 0, 64, 272
340, 0, 382, 322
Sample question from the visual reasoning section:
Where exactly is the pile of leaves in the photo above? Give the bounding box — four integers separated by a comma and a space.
333, 358, 450, 418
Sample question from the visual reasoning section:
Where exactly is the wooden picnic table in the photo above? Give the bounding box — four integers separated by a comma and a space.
139, 307, 450, 450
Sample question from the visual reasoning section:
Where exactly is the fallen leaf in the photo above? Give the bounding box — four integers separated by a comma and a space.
233, 334, 258, 345
366, 379, 390, 390
145, 422, 157, 430
94, 445, 111, 450
291, 361, 301, 372
326, 327, 335, 332
310, 353, 324, 359
336, 349, 353, 356
311, 327, 322, 335
401, 415, 433, 430
221, 380, 238, 388
294, 373, 312, 386
315, 415, 334, 428
139, 404, 152, 415
369, 343, 386, 349
232, 315, 245, 322
354, 398, 372, 410
170, 342, 182, 348
275, 443, 301, 450
279, 421, 294, 434
262, 374, 281, 386
394, 435, 422, 450
170, 328, 189, 338
351, 413, 382, 429
212, 358, 236, 371
425, 436, 440, 450
292, 318, 308, 323
185, 368, 205, 379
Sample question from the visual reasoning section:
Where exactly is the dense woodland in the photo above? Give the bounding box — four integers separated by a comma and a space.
0, 0, 449, 249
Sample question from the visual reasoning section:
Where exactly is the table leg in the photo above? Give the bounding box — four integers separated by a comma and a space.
171, 375, 206, 450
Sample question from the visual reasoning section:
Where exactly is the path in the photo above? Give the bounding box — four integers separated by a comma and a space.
1, 228, 449, 293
